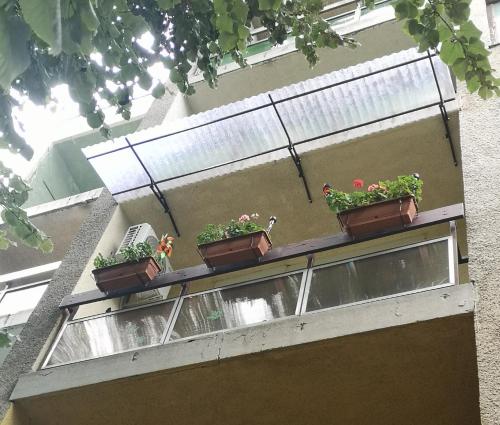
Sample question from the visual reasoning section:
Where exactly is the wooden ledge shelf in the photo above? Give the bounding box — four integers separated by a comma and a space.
60, 203, 464, 310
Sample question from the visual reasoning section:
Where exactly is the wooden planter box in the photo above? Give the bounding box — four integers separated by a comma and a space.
198, 231, 272, 268
92, 257, 161, 294
337, 196, 418, 237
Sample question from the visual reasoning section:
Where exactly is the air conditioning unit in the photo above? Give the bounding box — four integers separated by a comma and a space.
118, 223, 173, 308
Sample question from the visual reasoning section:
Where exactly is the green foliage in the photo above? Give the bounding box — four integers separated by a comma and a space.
369, 0, 500, 99
0, 0, 497, 253
324, 175, 423, 214
93, 241, 156, 269
0, 161, 53, 252
0, 328, 14, 349
196, 213, 266, 245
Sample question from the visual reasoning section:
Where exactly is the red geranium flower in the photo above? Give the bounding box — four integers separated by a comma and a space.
352, 179, 364, 189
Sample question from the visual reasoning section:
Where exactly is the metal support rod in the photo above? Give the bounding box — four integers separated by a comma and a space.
268, 94, 313, 203
125, 138, 181, 236
427, 50, 458, 166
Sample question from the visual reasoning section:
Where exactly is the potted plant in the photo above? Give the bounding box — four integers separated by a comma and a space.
196, 213, 276, 268
92, 234, 174, 294
322, 174, 422, 237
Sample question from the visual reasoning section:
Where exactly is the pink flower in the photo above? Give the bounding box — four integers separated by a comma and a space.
367, 184, 379, 192
239, 214, 250, 222
352, 179, 364, 189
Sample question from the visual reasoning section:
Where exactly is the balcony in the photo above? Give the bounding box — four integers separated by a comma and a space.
45, 231, 457, 368
8, 203, 479, 425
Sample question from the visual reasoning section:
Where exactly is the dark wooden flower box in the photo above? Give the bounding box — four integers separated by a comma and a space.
337, 196, 418, 237
198, 231, 272, 268
92, 257, 161, 294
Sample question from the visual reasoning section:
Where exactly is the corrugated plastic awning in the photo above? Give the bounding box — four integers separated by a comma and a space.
83, 48, 456, 234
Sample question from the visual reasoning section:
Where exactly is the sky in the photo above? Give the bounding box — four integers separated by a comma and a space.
1, 33, 167, 179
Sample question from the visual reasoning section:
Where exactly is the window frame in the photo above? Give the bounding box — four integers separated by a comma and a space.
300, 236, 456, 315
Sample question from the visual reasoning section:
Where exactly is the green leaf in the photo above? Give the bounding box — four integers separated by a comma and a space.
169, 68, 182, 83
213, 0, 226, 14
466, 75, 481, 92
138, 72, 153, 90
86, 111, 104, 128
232, 0, 249, 22
80, 0, 99, 32
405, 19, 423, 36
19, 0, 62, 54
152, 83, 166, 99
478, 86, 494, 99
39, 238, 54, 253
156, 0, 182, 10
258, 0, 272, 11
448, 2, 470, 23
440, 39, 464, 65
394, 1, 417, 20
458, 21, 481, 40
437, 22, 453, 40
451, 58, 468, 81
238, 25, 250, 39
217, 14, 233, 33
219, 32, 237, 51
0, 11, 31, 90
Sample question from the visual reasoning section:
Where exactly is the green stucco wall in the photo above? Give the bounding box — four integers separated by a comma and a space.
25, 120, 141, 208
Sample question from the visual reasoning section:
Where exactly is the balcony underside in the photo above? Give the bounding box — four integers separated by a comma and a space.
9, 284, 479, 425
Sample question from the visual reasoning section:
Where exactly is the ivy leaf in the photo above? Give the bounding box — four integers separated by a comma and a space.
19, 0, 62, 55
0, 11, 31, 90
439, 39, 464, 65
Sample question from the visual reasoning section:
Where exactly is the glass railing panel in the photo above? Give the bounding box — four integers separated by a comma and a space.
305, 239, 451, 312
169, 273, 303, 341
47, 301, 175, 366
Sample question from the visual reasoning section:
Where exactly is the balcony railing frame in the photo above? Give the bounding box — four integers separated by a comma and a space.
43, 232, 458, 369
86, 52, 457, 234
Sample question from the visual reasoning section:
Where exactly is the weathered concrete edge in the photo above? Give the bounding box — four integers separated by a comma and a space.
0, 190, 117, 417
11, 283, 475, 401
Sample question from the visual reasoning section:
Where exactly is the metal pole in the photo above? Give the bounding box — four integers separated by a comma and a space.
268, 94, 313, 203
125, 138, 181, 236
427, 50, 458, 166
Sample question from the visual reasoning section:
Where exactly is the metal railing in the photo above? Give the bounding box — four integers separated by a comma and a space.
43, 231, 458, 369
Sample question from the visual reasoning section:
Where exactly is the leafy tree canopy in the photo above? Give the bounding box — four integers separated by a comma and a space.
0, 0, 498, 252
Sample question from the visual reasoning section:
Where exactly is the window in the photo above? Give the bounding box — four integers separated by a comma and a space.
487, 0, 500, 43
169, 273, 303, 341
305, 239, 451, 313
0, 282, 49, 366
46, 300, 175, 366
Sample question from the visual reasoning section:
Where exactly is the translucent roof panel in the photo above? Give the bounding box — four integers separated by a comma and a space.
134, 103, 286, 183
83, 49, 455, 196
87, 147, 151, 194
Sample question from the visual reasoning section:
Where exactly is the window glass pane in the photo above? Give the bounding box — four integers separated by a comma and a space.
306, 240, 450, 312
0, 284, 48, 327
47, 301, 174, 366
170, 273, 303, 340
0, 324, 23, 366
